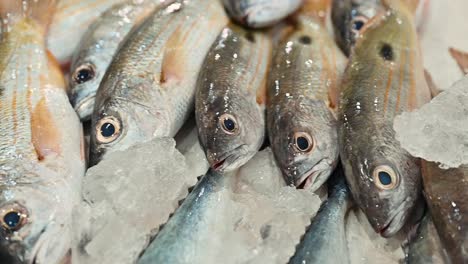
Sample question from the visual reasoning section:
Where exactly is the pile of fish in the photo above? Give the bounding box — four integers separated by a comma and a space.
0, 0, 466, 263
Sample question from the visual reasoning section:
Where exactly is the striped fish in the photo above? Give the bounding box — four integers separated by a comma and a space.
267, 0, 346, 191
338, 0, 431, 237
0, 1, 85, 263
89, 0, 229, 165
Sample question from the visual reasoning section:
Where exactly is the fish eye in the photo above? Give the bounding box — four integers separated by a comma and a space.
219, 113, 239, 134
73, 63, 95, 84
379, 43, 394, 61
293, 132, 314, 153
1, 205, 27, 232
299, 35, 312, 45
351, 16, 368, 35
95, 116, 121, 144
373, 165, 399, 190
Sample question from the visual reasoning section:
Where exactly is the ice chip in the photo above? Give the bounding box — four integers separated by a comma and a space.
393, 76, 468, 168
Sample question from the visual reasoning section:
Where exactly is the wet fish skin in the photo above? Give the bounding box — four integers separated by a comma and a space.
267, 13, 346, 191
331, 0, 383, 56
0, 1, 85, 263
69, 0, 171, 121
89, 0, 228, 166
47, 0, 127, 65
222, 0, 302, 28
289, 169, 351, 264
137, 170, 227, 264
195, 24, 271, 172
421, 162, 468, 263
407, 214, 448, 264
338, 2, 431, 237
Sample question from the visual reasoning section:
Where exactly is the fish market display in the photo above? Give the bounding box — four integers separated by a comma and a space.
89, 0, 228, 165
338, 0, 431, 237
0, 1, 85, 263
222, 0, 303, 28
421, 162, 468, 263
69, 0, 171, 121
195, 24, 271, 172
394, 75, 468, 168
407, 214, 448, 263
47, 0, 126, 65
289, 169, 351, 264
267, 0, 346, 191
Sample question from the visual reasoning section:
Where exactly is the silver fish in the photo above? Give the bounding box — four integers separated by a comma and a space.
89, 0, 229, 165
195, 24, 271, 172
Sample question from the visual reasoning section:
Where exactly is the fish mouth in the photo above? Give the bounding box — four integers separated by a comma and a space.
210, 145, 251, 172
73, 95, 96, 120
294, 159, 333, 192
379, 201, 409, 237
295, 170, 321, 190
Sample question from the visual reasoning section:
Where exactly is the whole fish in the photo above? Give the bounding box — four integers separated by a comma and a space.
89, 0, 228, 165
69, 0, 171, 121
267, 1, 346, 191
338, 0, 431, 237
222, 0, 302, 28
421, 162, 468, 263
137, 170, 228, 264
407, 214, 448, 264
289, 169, 351, 264
332, 0, 429, 56
0, 1, 85, 263
47, 0, 127, 66
195, 24, 271, 172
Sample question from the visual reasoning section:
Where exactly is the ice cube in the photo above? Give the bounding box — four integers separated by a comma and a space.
73, 138, 202, 264
393, 76, 468, 168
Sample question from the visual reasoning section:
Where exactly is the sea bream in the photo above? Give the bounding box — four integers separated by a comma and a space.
47, 0, 126, 66
69, 0, 172, 121
222, 0, 303, 28
89, 0, 229, 165
0, 1, 85, 263
195, 24, 271, 172
267, 0, 346, 191
338, 0, 431, 237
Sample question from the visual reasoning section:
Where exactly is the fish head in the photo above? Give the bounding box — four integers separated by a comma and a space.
0, 163, 73, 263
69, 49, 109, 121
342, 142, 422, 237
197, 93, 264, 172
90, 76, 171, 165
332, 0, 383, 55
269, 101, 338, 191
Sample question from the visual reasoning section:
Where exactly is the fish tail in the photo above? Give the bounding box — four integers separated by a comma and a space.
0, 0, 57, 29
298, 0, 331, 25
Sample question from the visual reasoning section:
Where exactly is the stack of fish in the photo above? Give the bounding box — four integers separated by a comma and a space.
0, 0, 465, 263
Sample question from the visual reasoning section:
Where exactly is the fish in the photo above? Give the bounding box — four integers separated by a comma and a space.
47, 0, 127, 66
332, 0, 429, 56
222, 0, 303, 29
195, 24, 271, 172
267, 0, 346, 191
69, 0, 171, 121
338, 0, 431, 237
421, 162, 468, 263
289, 168, 351, 264
89, 0, 229, 166
137, 169, 228, 264
0, 1, 85, 263
449, 47, 468, 75
406, 214, 448, 264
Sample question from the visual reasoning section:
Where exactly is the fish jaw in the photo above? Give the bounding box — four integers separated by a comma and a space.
294, 159, 336, 192
72, 94, 96, 121
208, 144, 253, 172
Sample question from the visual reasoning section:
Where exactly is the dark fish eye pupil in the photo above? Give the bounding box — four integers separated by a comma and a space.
299, 35, 312, 45
75, 68, 94, 84
378, 171, 392, 186
380, 43, 394, 61
3, 212, 20, 229
223, 118, 236, 131
353, 20, 365, 31
296, 136, 309, 151
100, 123, 115, 138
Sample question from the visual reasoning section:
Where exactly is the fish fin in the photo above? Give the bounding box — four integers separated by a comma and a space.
31, 97, 61, 161
45, 49, 66, 90
424, 69, 441, 98
159, 27, 185, 86
299, 0, 331, 25
0, 0, 57, 29
449, 47, 468, 75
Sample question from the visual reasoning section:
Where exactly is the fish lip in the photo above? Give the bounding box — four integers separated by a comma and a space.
210, 144, 249, 172
293, 159, 332, 191
73, 94, 96, 120
379, 200, 409, 237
